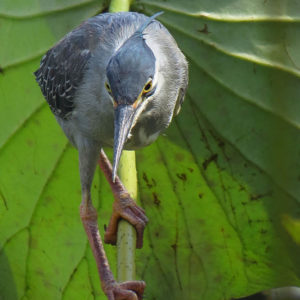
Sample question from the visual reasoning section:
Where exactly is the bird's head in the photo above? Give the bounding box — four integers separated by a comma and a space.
105, 12, 163, 181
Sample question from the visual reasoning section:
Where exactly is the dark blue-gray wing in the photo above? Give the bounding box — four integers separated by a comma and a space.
34, 23, 98, 119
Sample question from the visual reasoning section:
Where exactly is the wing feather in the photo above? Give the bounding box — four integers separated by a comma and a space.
34, 22, 99, 119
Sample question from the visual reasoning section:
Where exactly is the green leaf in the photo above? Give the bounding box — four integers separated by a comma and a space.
1, 0, 300, 300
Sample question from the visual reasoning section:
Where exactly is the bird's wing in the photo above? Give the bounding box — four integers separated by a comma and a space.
34, 22, 100, 119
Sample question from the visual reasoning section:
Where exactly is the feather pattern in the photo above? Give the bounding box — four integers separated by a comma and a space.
34, 23, 99, 119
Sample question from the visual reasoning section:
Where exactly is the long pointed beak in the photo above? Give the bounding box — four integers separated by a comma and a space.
112, 104, 135, 182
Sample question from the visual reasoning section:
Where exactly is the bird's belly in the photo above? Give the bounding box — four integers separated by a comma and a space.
71, 107, 114, 147
73, 103, 165, 150
88, 124, 160, 150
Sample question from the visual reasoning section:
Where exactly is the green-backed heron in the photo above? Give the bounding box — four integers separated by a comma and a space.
35, 11, 188, 300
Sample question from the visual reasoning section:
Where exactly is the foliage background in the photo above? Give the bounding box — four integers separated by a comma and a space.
1, 0, 300, 299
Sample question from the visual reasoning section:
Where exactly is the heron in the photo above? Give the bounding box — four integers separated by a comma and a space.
35, 11, 188, 300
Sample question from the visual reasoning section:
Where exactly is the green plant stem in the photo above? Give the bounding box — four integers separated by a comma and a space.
108, 0, 137, 283
109, 0, 132, 13
117, 151, 137, 281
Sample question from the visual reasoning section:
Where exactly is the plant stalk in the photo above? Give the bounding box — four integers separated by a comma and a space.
117, 151, 137, 281
109, 0, 137, 283
109, 0, 132, 13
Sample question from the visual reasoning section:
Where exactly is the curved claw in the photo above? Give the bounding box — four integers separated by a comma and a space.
104, 193, 148, 249
105, 280, 146, 300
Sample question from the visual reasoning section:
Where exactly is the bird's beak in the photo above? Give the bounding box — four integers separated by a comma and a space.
112, 104, 135, 182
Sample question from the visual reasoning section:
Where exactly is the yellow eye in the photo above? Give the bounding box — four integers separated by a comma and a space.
143, 80, 153, 93
105, 81, 112, 93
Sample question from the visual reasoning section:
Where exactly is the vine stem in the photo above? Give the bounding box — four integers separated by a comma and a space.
109, 0, 137, 283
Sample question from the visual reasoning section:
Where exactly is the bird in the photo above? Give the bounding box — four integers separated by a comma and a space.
34, 11, 188, 300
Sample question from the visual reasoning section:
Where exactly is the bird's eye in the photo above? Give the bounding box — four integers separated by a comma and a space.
105, 81, 112, 93
143, 80, 153, 93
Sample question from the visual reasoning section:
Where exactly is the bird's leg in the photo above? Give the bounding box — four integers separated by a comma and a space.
98, 149, 148, 249
78, 142, 145, 300
80, 194, 145, 300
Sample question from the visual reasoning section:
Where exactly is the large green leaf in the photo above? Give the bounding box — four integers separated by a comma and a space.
1, 0, 300, 299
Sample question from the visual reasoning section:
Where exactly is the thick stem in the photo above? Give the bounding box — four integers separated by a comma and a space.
108, 0, 137, 283
117, 151, 137, 281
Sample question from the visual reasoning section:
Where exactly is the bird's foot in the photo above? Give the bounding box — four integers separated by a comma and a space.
98, 149, 148, 248
104, 280, 145, 300
104, 193, 148, 248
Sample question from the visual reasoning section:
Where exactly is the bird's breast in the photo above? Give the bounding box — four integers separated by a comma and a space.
136, 127, 160, 147
124, 111, 165, 149
125, 128, 160, 150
